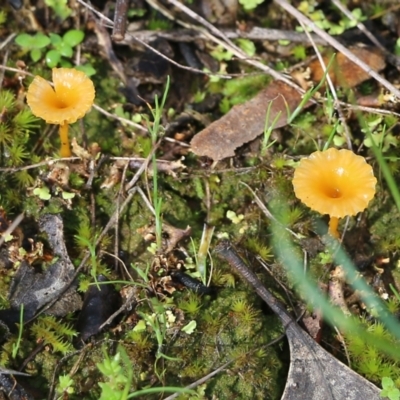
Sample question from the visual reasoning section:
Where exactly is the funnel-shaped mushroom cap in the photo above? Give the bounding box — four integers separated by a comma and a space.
27, 68, 95, 125
293, 148, 376, 218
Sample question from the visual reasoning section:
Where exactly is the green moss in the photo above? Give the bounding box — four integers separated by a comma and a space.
345, 319, 400, 386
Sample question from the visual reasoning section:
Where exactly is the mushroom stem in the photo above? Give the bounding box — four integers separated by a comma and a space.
328, 216, 340, 238
59, 123, 71, 158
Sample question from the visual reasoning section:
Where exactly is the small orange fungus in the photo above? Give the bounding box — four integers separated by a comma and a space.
292, 148, 376, 238
27, 68, 95, 157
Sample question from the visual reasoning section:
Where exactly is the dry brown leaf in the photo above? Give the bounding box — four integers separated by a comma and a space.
309, 47, 386, 88
191, 80, 304, 161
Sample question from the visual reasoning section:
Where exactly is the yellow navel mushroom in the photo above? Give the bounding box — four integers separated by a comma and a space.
27, 68, 95, 157
292, 148, 377, 238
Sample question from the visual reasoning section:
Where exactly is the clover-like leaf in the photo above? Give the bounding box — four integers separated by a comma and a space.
63, 30, 84, 47
15, 33, 50, 49
33, 187, 51, 200
75, 64, 96, 77
61, 191, 75, 200
30, 49, 42, 63
45, 49, 61, 68
181, 320, 197, 335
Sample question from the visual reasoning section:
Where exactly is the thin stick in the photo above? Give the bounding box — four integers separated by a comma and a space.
92, 104, 147, 133
76, 0, 114, 27
120, 27, 328, 45
112, 0, 128, 41
0, 213, 24, 247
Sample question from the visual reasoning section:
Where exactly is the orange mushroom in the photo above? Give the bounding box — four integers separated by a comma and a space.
26, 68, 95, 157
292, 148, 376, 238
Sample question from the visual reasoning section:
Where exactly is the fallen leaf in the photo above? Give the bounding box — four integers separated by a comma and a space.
190, 81, 304, 161
309, 47, 386, 88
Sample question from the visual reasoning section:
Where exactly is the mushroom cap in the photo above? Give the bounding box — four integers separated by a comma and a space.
293, 148, 376, 218
27, 68, 95, 125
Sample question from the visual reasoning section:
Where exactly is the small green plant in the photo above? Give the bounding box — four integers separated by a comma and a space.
44, 0, 72, 21
15, 33, 50, 62
45, 30, 85, 68
297, 0, 366, 35
138, 297, 179, 365
178, 292, 202, 316
56, 374, 75, 399
380, 377, 400, 400
395, 38, 400, 56
261, 101, 281, 154
144, 76, 170, 252
15, 30, 95, 73
30, 315, 77, 355
97, 345, 194, 399
238, 0, 265, 11
97, 346, 132, 400
0, 90, 39, 209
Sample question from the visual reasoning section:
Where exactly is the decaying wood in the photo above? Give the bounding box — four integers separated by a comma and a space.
8, 215, 81, 319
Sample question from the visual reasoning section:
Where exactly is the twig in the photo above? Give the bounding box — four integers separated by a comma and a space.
0, 157, 80, 172
124, 139, 162, 191
273, 0, 400, 98
98, 284, 137, 331
113, 160, 130, 270
92, 104, 147, 132
162, 361, 232, 400
121, 27, 328, 45
0, 212, 24, 247
0, 33, 17, 52
131, 35, 230, 79
0, 65, 33, 77
112, 0, 128, 41
76, 0, 113, 27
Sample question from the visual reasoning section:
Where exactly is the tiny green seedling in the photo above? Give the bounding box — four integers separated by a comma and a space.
45, 0, 72, 21
46, 30, 84, 68
15, 33, 51, 63
15, 30, 95, 74
56, 374, 75, 398
380, 377, 400, 400
238, 0, 265, 11
143, 76, 170, 252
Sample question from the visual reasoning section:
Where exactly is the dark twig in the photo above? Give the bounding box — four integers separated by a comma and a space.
112, 0, 128, 41
215, 241, 293, 327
